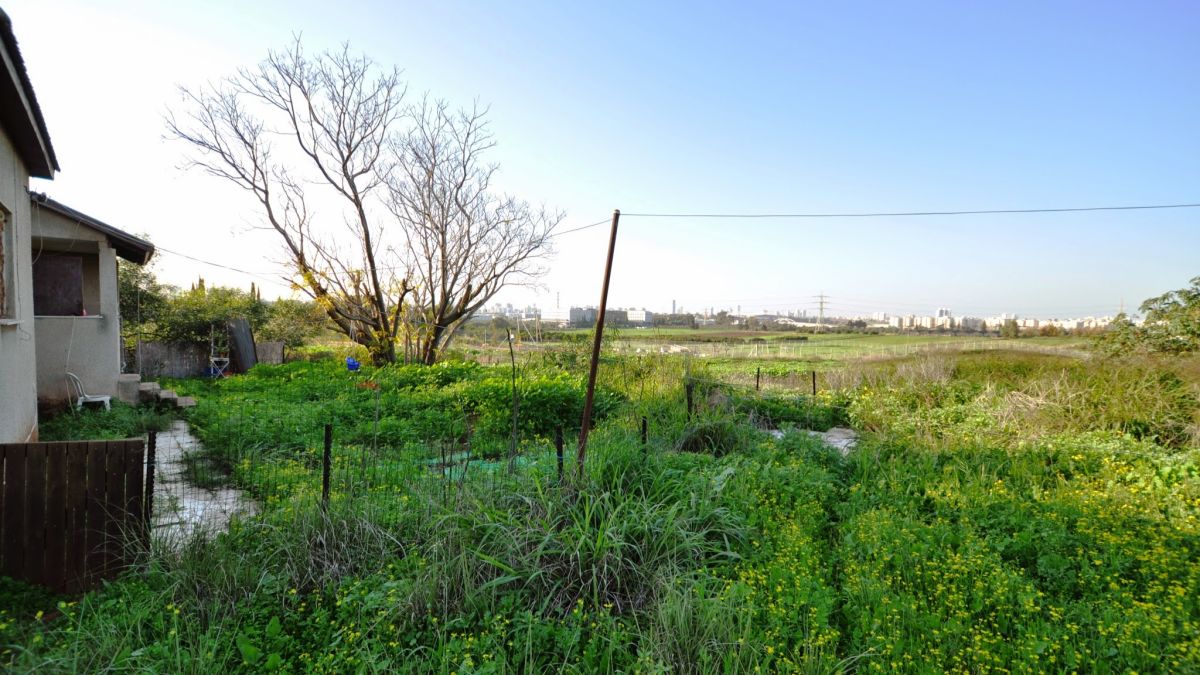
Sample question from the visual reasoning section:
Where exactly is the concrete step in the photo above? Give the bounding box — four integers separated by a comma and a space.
137, 381, 162, 405
118, 374, 142, 405
157, 389, 178, 404
176, 396, 196, 409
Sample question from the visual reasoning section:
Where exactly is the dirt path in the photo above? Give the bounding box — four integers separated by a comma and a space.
152, 420, 256, 543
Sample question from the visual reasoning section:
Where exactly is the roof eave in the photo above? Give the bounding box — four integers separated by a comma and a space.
0, 9, 59, 178
31, 193, 155, 265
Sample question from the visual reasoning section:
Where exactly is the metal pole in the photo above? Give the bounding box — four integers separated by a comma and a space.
322, 424, 332, 511
576, 210, 621, 480
507, 329, 520, 472
811, 370, 817, 396
555, 426, 564, 481
755, 366, 761, 392
143, 430, 156, 543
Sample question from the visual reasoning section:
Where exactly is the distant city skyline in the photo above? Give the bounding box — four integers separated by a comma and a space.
5, 1, 1198, 320
485, 299, 1127, 323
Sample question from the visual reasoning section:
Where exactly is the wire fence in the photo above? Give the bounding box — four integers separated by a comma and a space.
143, 408, 585, 546
141, 337, 1078, 543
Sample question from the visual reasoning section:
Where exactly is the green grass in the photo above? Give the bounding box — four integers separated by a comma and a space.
5, 349, 1199, 673
37, 401, 175, 441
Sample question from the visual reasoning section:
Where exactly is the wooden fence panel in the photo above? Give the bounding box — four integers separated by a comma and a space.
102, 443, 125, 580
1, 443, 27, 581
64, 442, 89, 593
83, 440, 106, 587
122, 443, 144, 558
44, 444, 68, 591
0, 439, 146, 593
25, 444, 47, 587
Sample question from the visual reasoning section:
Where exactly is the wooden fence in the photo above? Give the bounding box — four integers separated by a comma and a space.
1, 439, 147, 593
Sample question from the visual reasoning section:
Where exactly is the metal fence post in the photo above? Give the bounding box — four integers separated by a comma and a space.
143, 430, 156, 542
322, 424, 332, 512
555, 426, 564, 481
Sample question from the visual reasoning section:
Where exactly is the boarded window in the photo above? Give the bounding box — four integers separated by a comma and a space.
33, 254, 84, 316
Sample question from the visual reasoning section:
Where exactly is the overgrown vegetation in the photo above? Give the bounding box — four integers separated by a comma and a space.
119, 262, 330, 350
37, 401, 174, 441
1095, 276, 1200, 355
5, 349, 1199, 672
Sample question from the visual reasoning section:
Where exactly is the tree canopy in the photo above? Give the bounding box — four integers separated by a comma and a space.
167, 40, 560, 365
1096, 276, 1200, 355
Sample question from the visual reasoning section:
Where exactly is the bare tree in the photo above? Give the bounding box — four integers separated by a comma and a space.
386, 99, 562, 364
168, 41, 559, 365
167, 40, 411, 364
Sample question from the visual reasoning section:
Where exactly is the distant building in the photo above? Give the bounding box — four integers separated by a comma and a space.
540, 306, 600, 328
626, 309, 654, 325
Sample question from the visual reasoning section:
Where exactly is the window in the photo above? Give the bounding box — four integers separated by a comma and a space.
0, 204, 11, 319
33, 253, 87, 316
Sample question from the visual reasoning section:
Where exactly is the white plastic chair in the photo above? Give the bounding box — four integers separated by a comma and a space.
66, 372, 111, 411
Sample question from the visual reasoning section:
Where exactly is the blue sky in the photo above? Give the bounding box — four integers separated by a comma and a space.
8, 0, 1199, 318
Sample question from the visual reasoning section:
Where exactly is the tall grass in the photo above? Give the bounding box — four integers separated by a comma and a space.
6, 348, 1199, 672
37, 402, 174, 441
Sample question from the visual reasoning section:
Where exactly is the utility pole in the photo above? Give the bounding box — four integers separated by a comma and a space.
816, 293, 827, 333
577, 209, 621, 481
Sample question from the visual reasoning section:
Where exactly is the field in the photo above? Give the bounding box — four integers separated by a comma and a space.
3, 341, 1199, 673
461, 328, 1085, 369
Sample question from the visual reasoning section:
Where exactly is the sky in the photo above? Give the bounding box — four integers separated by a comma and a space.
7, 0, 1199, 319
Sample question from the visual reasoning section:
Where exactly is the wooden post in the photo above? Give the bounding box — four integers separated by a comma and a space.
321, 424, 332, 511
143, 431, 156, 541
576, 209, 621, 480
555, 426, 564, 481
811, 370, 817, 396
641, 416, 648, 451
755, 366, 761, 392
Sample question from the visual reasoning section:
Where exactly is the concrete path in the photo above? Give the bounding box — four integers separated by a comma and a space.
151, 420, 256, 544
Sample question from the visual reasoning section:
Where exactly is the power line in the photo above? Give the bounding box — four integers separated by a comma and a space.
154, 213, 612, 281
551, 218, 611, 237
154, 246, 280, 282
622, 202, 1200, 219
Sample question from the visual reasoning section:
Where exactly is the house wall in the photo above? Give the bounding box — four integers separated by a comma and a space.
0, 123, 39, 442
32, 209, 121, 402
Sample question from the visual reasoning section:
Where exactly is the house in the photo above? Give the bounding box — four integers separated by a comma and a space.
0, 10, 152, 442
0, 8, 58, 442
29, 194, 152, 405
